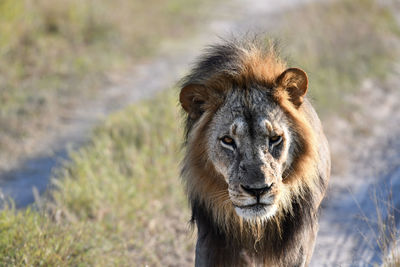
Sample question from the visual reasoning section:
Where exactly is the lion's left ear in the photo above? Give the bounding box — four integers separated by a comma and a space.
275, 68, 308, 108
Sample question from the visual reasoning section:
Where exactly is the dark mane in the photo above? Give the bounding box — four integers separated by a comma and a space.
191, 186, 316, 266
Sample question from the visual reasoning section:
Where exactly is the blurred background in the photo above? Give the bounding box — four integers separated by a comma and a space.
0, 0, 399, 265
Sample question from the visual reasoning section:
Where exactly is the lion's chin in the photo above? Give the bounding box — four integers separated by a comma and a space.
234, 203, 277, 221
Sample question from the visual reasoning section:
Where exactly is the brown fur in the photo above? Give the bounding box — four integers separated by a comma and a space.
180, 39, 330, 266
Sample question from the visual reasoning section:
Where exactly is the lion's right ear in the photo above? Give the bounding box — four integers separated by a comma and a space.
179, 84, 210, 119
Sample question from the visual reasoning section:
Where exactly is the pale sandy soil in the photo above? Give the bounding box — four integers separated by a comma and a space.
312, 73, 400, 266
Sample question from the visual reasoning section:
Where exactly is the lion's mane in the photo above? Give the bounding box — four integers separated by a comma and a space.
180, 38, 330, 266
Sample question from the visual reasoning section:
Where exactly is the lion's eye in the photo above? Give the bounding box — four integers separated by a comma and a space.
269, 135, 282, 145
220, 136, 236, 149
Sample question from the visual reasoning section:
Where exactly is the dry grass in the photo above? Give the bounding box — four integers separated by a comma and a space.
0, 0, 213, 170
0, 206, 94, 266
374, 190, 400, 267
0, 90, 194, 266
282, 0, 400, 115
0, 0, 399, 265
47, 90, 193, 266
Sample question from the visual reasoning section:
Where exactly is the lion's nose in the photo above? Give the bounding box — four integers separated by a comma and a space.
240, 183, 273, 198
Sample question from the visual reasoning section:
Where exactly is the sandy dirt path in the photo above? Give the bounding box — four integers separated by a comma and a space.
311, 75, 400, 266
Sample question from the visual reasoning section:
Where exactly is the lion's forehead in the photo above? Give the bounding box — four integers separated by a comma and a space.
224, 86, 275, 109
215, 88, 286, 135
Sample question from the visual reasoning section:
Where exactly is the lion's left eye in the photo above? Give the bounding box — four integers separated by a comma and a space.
220, 136, 236, 149
269, 135, 282, 145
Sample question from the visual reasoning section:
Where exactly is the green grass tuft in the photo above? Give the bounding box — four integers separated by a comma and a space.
0, 90, 193, 265
0, 206, 93, 266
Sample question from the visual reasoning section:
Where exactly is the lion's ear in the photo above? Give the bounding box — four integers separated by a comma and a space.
179, 84, 210, 119
276, 68, 308, 108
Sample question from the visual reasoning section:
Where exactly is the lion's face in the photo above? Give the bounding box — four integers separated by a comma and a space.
181, 62, 310, 222
207, 88, 292, 221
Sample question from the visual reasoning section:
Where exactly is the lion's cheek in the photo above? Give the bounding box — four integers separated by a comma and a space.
209, 159, 231, 183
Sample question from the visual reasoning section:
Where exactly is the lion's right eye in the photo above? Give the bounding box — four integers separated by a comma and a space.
269, 135, 282, 146
220, 136, 236, 150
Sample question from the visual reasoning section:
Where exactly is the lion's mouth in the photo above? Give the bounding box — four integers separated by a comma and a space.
233, 201, 277, 220
233, 203, 268, 209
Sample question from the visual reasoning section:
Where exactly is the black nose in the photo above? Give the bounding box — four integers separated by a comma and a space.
241, 184, 273, 198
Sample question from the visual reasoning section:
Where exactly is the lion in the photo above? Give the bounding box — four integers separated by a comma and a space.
179, 39, 330, 267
